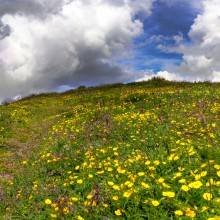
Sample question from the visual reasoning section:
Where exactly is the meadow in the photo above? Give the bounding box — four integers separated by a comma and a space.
0, 79, 220, 219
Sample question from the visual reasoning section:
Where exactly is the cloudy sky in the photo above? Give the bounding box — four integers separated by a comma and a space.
0, 0, 219, 101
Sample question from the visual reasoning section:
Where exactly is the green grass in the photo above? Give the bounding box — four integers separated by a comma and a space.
1, 80, 220, 219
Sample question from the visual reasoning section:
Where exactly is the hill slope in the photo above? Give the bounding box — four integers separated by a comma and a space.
1, 81, 220, 219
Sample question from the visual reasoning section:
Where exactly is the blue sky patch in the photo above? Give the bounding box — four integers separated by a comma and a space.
131, 0, 201, 73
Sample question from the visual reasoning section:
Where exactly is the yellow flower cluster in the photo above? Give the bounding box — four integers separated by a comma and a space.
2, 84, 220, 219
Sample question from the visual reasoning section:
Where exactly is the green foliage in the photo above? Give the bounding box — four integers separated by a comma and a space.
77, 85, 87, 90
146, 76, 168, 83
1, 81, 220, 219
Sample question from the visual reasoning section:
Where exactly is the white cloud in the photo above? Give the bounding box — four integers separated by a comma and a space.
136, 70, 184, 82
128, 0, 154, 16
212, 71, 220, 82
162, 0, 220, 82
0, 0, 154, 102
156, 71, 184, 81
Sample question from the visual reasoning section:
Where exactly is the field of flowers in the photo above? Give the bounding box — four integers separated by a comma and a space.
1, 80, 220, 219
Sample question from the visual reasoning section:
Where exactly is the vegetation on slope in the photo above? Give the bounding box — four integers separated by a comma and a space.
0, 79, 220, 219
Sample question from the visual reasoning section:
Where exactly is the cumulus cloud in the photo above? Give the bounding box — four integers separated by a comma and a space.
136, 70, 184, 82
157, 0, 220, 82
0, 0, 154, 102
177, 0, 220, 81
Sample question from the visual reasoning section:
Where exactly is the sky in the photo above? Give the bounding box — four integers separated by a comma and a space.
0, 0, 220, 101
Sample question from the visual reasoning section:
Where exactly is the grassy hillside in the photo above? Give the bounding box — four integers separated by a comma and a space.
1, 80, 220, 219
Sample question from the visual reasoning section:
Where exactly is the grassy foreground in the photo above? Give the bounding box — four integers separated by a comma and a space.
1, 80, 220, 219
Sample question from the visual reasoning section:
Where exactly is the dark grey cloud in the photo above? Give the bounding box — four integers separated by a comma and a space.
0, 20, 10, 40
0, 0, 65, 18
0, 0, 42, 17
0, 0, 153, 102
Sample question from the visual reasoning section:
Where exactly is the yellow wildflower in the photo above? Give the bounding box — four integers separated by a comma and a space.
181, 185, 190, 191
125, 181, 131, 186
174, 172, 182, 178
153, 160, 160, 165
201, 163, 207, 168
87, 194, 93, 200
71, 197, 78, 202
77, 179, 83, 184
174, 155, 179, 160
123, 190, 132, 198
203, 193, 213, 201
162, 191, 175, 198
150, 173, 155, 178
185, 209, 196, 217
138, 172, 145, 176
152, 200, 160, 206
179, 178, 186, 184
113, 185, 120, 190
144, 199, 149, 204
115, 209, 122, 216
45, 199, 52, 205
128, 182, 134, 188
188, 181, 202, 189
50, 214, 57, 218
201, 171, 207, 177
157, 177, 164, 183
112, 196, 118, 201
201, 206, 208, 212
117, 167, 126, 174
206, 179, 215, 186
145, 160, 151, 165
63, 207, 69, 214
91, 201, 96, 206
195, 174, 201, 180
108, 181, 114, 186
174, 210, 183, 216
88, 174, 93, 178
178, 167, 185, 171
162, 182, 170, 188
209, 217, 220, 220
141, 182, 150, 188
214, 165, 220, 170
